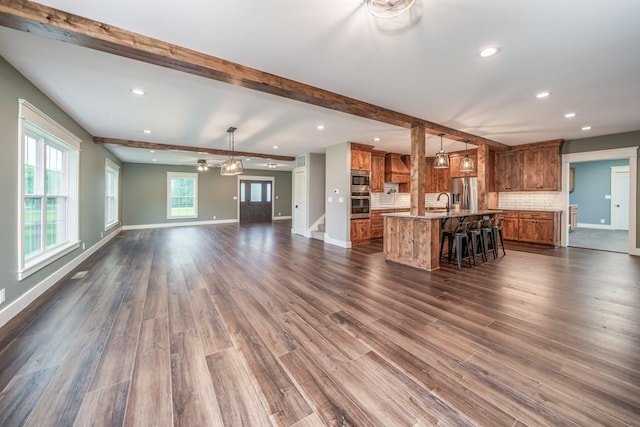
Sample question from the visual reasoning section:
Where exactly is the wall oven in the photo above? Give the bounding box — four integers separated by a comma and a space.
351, 170, 371, 195
351, 196, 370, 219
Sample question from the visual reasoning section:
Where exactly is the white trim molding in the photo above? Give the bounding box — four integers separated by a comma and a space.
562, 146, 638, 255
577, 223, 614, 230
0, 227, 121, 329
324, 234, 352, 248
273, 216, 292, 221
122, 218, 238, 230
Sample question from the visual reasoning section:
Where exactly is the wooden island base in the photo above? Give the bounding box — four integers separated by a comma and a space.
383, 210, 501, 271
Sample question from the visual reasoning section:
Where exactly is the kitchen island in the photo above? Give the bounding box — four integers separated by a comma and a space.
383, 209, 502, 271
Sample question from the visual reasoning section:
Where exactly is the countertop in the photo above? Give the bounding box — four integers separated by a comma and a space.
382, 209, 501, 220
492, 208, 563, 213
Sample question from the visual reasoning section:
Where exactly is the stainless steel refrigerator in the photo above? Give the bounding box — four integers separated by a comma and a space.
450, 177, 478, 211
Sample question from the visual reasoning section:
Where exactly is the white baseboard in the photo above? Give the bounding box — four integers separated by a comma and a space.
0, 227, 122, 329
273, 216, 292, 221
324, 234, 352, 248
576, 223, 614, 230
122, 218, 238, 230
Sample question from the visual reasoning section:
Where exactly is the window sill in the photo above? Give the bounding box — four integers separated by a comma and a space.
167, 216, 198, 220
105, 220, 120, 231
18, 241, 80, 281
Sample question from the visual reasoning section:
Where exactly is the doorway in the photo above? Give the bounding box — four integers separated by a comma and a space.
292, 167, 307, 236
611, 166, 630, 230
239, 180, 273, 222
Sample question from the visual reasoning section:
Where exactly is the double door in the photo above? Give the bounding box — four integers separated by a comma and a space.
240, 180, 272, 222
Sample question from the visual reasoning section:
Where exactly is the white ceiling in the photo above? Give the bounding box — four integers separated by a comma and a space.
1, 0, 639, 171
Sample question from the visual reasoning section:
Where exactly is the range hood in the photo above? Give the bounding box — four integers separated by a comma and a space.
384, 153, 410, 183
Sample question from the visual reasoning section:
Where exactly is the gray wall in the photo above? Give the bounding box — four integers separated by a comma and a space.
308, 153, 326, 227
0, 55, 121, 308
122, 163, 291, 226
563, 130, 639, 247
569, 159, 629, 225
325, 143, 350, 244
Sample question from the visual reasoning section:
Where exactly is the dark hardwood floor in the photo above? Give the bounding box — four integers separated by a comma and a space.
1, 220, 639, 426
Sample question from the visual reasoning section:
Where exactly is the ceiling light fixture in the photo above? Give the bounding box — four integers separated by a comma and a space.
536, 91, 551, 98
581, 126, 592, 131
150, 150, 155, 153
374, 137, 380, 142
273, 145, 279, 150
459, 140, 475, 172
220, 126, 244, 176
267, 163, 278, 169
196, 159, 209, 172
143, 129, 151, 134
152, 159, 157, 162
131, 88, 145, 95
317, 124, 325, 130
366, 0, 416, 18
433, 134, 450, 169
564, 112, 576, 118
480, 46, 500, 58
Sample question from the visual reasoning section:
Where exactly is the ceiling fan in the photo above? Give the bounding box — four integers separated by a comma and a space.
366, 0, 416, 19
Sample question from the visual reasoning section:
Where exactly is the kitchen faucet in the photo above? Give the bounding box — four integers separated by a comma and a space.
437, 192, 450, 212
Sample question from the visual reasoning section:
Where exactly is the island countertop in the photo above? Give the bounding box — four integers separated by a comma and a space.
382, 209, 502, 220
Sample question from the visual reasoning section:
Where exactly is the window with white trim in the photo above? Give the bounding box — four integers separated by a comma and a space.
167, 172, 198, 219
18, 99, 80, 280
105, 158, 120, 229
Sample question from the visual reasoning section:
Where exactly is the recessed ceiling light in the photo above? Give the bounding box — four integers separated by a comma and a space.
143, 129, 151, 134
317, 124, 325, 130
581, 126, 592, 131
245, 158, 251, 161
564, 112, 576, 118
152, 158, 157, 162
150, 150, 155, 153
374, 137, 380, 142
267, 163, 278, 169
536, 91, 551, 99
479, 46, 500, 58
273, 145, 279, 150
131, 89, 145, 96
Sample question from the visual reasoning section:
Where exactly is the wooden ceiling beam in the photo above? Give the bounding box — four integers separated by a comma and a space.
0, 0, 508, 150
93, 137, 296, 162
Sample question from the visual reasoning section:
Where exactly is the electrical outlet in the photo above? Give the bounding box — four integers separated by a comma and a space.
278, 212, 281, 216
100, 232, 104, 238
82, 242, 85, 250
0, 288, 5, 304
600, 219, 605, 224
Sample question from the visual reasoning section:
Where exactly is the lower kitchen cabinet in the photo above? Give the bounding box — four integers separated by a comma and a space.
350, 219, 371, 243
499, 210, 561, 247
371, 209, 409, 239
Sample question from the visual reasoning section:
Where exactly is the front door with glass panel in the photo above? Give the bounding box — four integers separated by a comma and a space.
240, 180, 272, 222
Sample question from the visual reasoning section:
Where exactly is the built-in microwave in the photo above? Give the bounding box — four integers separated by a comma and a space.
351, 170, 371, 194
351, 196, 371, 219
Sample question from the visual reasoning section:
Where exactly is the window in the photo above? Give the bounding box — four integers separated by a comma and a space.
167, 172, 198, 219
105, 159, 120, 229
18, 99, 81, 280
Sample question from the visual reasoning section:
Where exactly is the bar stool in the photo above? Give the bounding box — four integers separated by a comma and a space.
492, 217, 506, 256
467, 219, 486, 264
450, 221, 472, 270
480, 217, 497, 259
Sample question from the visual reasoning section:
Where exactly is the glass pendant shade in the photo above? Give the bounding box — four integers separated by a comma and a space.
220, 158, 244, 176
433, 133, 450, 169
220, 126, 244, 176
459, 140, 475, 172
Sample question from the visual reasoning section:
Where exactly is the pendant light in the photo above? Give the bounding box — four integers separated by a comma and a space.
433, 133, 450, 169
220, 126, 244, 176
366, 0, 416, 19
459, 140, 475, 172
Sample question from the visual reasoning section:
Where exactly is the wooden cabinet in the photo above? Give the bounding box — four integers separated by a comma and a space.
523, 145, 560, 191
449, 154, 477, 178
371, 150, 385, 192
569, 205, 577, 232
569, 167, 575, 193
495, 150, 523, 191
518, 212, 555, 245
425, 158, 450, 193
350, 219, 371, 243
500, 210, 520, 240
350, 143, 373, 171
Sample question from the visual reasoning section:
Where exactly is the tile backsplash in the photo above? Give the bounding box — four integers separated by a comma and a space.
498, 192, 563, 210
371, 192, 448, 209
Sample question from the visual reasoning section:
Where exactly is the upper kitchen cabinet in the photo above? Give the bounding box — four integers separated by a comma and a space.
449, 154, 478, 178
371, 150, 386, 192
495, 150, 524, 191
350, 143, 373, 171
425, 158, 450, 193
522, 142, 561, 191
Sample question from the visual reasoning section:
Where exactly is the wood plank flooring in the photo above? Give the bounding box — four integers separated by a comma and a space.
1, 220, 639, 426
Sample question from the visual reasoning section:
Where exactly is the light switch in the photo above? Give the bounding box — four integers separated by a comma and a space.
328, 196, 333, 203
338, 197, 344, 203
605, 195, 611, 199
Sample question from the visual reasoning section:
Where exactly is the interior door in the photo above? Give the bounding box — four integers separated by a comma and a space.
293, 168, 307, 235
611, 167, 629, 230
239, 180, 272, 222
